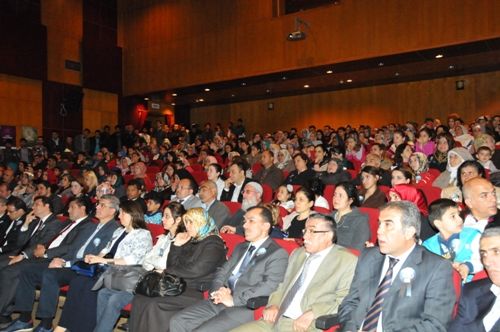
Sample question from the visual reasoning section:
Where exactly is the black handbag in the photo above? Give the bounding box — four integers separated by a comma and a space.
133, 271, 186, 297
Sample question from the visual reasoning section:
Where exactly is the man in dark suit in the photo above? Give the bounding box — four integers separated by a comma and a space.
0, 195, 120, 332
221, 157, 252, 203
0, 196, 66, 269
170, 206, 289, 331
338, 201, 456, 332
253, 150, 284, 191
0, 198, 27, 255
199, 180, 230, 228
0, 198, 9, 240
0, 196, 95, 327
448, 226, 500, 332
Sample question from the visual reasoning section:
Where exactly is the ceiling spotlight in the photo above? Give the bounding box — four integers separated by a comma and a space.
171, 102, 176, 106
287, 17, 309, 41
231, 94, 236, 97
394, 72, 400, 76
435, 54, 444, 59
448, 65, 455, 69
346, 79, 353, 83
241, 82, 247, 86
204, 88, 210, 92
282, 76, 287, 80
378, 62, 384, 67
144, 97, 149, 101
303, 84, 310, 88
266, 89, 271, 93
199, 98, 204, 102
339, 80, 344, 84
326, 70, 333, 74
172, 93, 177, 97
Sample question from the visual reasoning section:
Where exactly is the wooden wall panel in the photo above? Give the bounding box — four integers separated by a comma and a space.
120, 0, 500, 96
0, 74, 42, 144
83, 89, 118, 131
191, 70, 500, 134
41, 0, 83, 85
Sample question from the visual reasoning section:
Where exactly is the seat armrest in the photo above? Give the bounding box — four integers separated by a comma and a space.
246, 296, 269, 309
315, 314, 339, 330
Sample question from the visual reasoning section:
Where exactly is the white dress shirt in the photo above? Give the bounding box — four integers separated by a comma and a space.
283, 245, 333, 319
48, 216, 87, 249
464, 213, 490, 233
231, 237, 268, 276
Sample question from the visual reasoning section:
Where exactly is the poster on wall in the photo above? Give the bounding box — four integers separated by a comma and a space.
22, 126, 38, 144
0, 125, 16, 146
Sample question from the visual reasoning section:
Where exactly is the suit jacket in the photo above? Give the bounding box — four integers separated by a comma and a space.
210, 237, 288, 306
268, 245, 357, 325
207, 200, 230, 228
65, 218, 120, 263
182, 195, 203, 210
220, 178, 253, 203
45, 216, 94, 259
0, 214, 10, 240
448, 278, 500, 332
338, 245, 456, 332
16, 214, 67, 258
253, 164, 284, 191
0, 216, 26, 254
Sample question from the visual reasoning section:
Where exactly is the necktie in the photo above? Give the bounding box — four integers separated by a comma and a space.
227, 245, 255, 291
47, 221, 75, 249
276, 254, 318, 320
362, 257, 399, 332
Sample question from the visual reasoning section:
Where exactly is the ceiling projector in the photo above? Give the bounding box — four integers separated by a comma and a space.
287, 30, 306, 41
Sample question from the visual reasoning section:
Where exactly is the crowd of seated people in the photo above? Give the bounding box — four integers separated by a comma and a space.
0, 114, 499, 331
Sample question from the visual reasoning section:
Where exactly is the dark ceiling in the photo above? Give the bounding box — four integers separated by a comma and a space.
143, 37, 500, 108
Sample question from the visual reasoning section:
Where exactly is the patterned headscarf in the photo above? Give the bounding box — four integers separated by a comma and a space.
410, 152, 429, 174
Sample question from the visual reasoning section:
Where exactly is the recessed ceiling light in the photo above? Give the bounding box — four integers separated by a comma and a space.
395, 72, 400, 76
231, 94, 236, 97
448, 65, 455, 69
378, 62, 384, 67
144, 97, 149, 101
241, 82, 247, 86
282, 76, 287, 80
346, 79, 353, 83
326, 70, 333, 74
435, 54, 444, 58
171, 102, 176, 106
266, 89, 271, 93
339, 80, 344, 84
303, 84, 310, 88
172, 93, 177, 97
199, 98, 204, 102
204, 88, 210, 92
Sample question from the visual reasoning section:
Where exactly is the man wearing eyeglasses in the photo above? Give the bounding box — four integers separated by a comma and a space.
233, 213, 357, 332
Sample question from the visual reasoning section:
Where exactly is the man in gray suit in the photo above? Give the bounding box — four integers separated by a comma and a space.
199, 180, 230, 228
338, 201, 456, 332
174, 178, 202, 210
170, 206, 289, 331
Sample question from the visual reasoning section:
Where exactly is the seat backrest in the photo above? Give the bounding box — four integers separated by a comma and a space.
222, 201, 243, 215
471, 270, 488, 281
262, 184, 274, 203
314, 206, 331, 214
191, 171, 208, 185
147, 223, 165, 245
358, 207, 380, 244
416, 185, 442, 205
220, 233, 246, 258
274, 238, 300, 255
323, 185, 336, 210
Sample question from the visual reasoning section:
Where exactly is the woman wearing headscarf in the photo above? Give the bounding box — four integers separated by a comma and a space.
276, 148, 295, 173
128, 208, 226, 332
409, 152, 437, 185
429, 133, 455, 172
432, 147, 474, 189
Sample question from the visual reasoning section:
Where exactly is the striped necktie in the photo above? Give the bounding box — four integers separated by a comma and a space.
362, 257, 399, 332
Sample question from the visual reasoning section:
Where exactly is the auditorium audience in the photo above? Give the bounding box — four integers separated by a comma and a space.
0, 114, 499, 330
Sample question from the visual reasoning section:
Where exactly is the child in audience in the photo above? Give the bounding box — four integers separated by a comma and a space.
475, 146, 498, 173
144, 191, 164, 224
423, 198, 482, 282
273, 184, 295, 212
